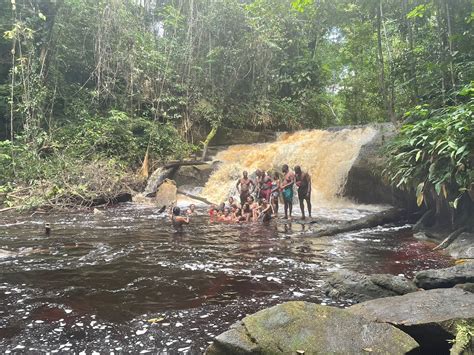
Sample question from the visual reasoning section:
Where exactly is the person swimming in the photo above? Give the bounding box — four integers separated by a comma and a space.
169, 206, 189, 230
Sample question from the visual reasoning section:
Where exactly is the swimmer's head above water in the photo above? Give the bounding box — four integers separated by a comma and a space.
172, 206, 181, 216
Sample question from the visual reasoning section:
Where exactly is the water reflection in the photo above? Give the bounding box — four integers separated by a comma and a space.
0, 204, 452, 353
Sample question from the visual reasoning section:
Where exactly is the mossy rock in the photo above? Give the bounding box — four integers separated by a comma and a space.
349, 288, 474, 354
207, 301, 418, 354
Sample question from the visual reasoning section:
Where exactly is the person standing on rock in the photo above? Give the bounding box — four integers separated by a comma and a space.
236, 171, 255, 206
280, 164, 295, 219
294, 165, 312, 219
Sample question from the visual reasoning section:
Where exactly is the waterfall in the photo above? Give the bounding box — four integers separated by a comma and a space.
200, 127, 377, 207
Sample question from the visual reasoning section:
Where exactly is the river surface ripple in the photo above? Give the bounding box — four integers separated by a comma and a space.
0, 203, 452, 353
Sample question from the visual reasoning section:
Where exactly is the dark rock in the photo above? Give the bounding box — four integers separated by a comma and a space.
342, 123, 414, 207
206, 301, 418, 355
348, 288, 474, 354
91, 192, 132, 206
173, 163, 215, 187
323, 270, 417, 302
211, 127, 276, 146
414, 262, 474, 289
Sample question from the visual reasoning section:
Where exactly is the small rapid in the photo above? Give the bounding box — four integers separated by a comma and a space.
0, 204, 452, 353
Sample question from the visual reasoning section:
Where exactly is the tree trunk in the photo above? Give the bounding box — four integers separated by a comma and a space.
307, 208, 406, 238
376, 2, 396, 125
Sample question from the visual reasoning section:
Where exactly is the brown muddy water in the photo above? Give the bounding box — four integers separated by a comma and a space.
0, 203, 452, 354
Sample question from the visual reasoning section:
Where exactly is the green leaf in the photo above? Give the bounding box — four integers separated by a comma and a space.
415, 150, 422, 162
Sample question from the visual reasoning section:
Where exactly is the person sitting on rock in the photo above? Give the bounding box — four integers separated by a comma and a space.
227, 196, 239, 209
259, 199, 274, 222
242, 201, 252, 222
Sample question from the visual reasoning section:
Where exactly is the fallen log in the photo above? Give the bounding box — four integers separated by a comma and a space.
307, 208, 406, 238
0, 207, 15, 213
412, 209, 435, 232
163, 160, 209, 169
144, 166, 178, 197
177, 190, 213, 205
432, 226, 468, 251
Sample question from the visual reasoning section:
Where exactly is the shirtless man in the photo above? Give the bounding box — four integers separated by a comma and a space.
236, 171, 255, 206
294, 165, 312, 219
280, 164, 295, 219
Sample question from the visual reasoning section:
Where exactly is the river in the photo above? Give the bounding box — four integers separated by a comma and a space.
0, 203, 452, 353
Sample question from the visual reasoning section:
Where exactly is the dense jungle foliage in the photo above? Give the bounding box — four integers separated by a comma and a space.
0, 0, 473, 210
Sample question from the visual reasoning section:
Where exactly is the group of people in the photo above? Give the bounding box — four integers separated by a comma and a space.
208, 195, 273, 223
169, 164, 312, 229
207, 164, 311, 224
233, 164, 312, 220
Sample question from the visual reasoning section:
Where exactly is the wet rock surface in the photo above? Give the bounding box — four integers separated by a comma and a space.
446, 232, 474, 259
414, 262, 474, 289
323, 270, 418, 302
348, 288, 474, 354
154, 179, 177, 208
173, 163, 216, 187
206, 301, 419, 355
342, 123, 412, 206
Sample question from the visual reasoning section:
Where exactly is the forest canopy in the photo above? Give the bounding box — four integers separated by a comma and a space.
0, 0, 473, 209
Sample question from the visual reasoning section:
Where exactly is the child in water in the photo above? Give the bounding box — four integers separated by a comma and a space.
169, 206, 189, 230
186, 204, 197, 216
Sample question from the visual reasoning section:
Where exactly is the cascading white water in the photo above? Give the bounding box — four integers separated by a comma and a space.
201, 127, 377, 207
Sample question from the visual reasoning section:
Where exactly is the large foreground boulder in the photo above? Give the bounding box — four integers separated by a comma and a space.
323, 270, 418, 302
415, 262, 474, 289
206, 301, 419, 354
348, 288, 474, 354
